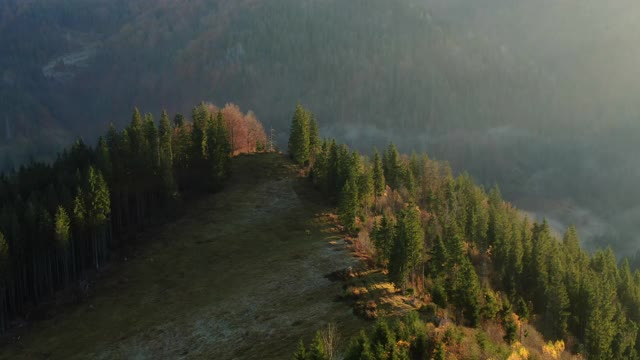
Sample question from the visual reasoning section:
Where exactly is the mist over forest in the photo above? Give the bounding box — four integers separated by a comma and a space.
1, 0, 640, 255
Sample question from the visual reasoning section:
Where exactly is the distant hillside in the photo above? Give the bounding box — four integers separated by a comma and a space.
2, 0, 640, 255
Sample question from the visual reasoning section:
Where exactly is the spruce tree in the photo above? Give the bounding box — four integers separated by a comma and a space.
338, 176, 359, 234
374, 214, 395, 267
308, 114, 320, 163
383, 143, 401, 189
372, 149, 386, 196
158, 110, 175, 199
546, 253, 570, 340
288, 104, 311, 166
214, 111, 232, 181
309, 330, 329, 360
294, 339, 308, 360
390, 206, 424, 291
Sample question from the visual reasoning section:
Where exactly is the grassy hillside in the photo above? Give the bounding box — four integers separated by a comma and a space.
0, 153, 367, 359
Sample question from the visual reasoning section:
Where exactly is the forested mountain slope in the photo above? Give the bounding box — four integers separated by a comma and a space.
2, 0, 640, 254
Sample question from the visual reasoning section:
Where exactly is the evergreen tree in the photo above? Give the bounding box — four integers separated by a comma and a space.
357, 166, 374, 212
383, 143, 401, 189
312, 140, 329, 192
309, 330, 329, 360
389, 206, 424, 291
452, 257, 482, 326
173, 113, 185, 128
54, 206, 71, 249
294, 339, 308, 360
546, 253, 570, 340
338, 176, 359, 234
158, 110, 175, 199
372, 149, 386, 196
345, 330, 374, 360
144, 113, 159, 170
213, 110, 232, 185
288, 104, 311, 166
54, 206, 71, 286
374, 214, 395, 267
308, 114, 320, 163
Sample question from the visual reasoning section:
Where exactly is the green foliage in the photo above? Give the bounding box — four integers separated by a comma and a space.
373, 214, 395, 267
294, 339, 308, 360
372, 149, 386, 196
0, 101, 258, 332
158, 110, 175, 198
345, 330, 374, 360
54, 206, 71, 249
389, 206, 423, 290
308, 331, 329, 360
433, 342, 446, 360
308, 115, 320, 162
503, 313, 518, 344
338, 176, 359, 234
382, 144, 401, 189
288, 104, 311, 166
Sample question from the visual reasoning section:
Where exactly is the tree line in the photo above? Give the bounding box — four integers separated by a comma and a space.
289, 105, 640, 360
0, 102, 266, 332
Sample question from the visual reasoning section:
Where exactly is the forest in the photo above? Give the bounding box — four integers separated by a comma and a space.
2, 0, 640, 258
288, 105, 640, 360
0, 101, 266, 332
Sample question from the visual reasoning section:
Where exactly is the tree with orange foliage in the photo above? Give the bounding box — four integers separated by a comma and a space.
221, 103, 266, 154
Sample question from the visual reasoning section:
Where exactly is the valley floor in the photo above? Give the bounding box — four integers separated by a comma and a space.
2, 153, 364, 359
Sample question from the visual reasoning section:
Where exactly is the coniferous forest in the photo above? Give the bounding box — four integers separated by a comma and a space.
2, 102, 640, 359
289, 105, 640, 360
0, 102, 265, 332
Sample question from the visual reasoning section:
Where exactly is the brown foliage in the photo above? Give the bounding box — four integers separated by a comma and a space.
221, 103, 267, 154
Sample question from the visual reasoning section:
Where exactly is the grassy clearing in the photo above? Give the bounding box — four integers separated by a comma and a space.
1, 153, 365, 359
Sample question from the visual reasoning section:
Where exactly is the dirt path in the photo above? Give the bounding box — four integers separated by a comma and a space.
2, 153, 364, 359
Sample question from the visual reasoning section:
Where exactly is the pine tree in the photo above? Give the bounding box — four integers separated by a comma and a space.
192, 103, 209, 160
54, 206, 71, 286
374, 214, 395, 267
383, 143, 401, 189
312, 140, 329, 193
372, 149, 386, 196
358, 166, 374, 211
309, 330, 329, 360
308, 114, 320, 163
531, 220, 552, 311
389, 206, 424, 291
214, 111, 232, 181
338, 176, 359, 234
288, 104, 311, 166
546, 253, 570, 340
158, 110, 175, 199
294, 339, 308, 360
429, 233, 448, 278
345, 330, 374, 360
173, 113, 185, 128
453, 257, 482, 326
144, 113, 159, 170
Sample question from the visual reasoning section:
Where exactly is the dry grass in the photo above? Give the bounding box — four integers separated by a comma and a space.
0, 153, 365, 360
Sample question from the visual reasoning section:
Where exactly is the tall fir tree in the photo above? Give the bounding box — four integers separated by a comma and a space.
372, 148, 386, 196
288, 104, 311, 166
158, 110, 175, 199
308, 114, 320, 163
389, 206, 424, 291
338, 176, 359, 234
